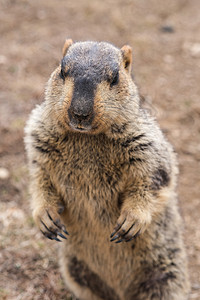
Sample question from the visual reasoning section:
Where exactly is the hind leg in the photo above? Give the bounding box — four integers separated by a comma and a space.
125, 261, 189, 300
60, 253, 120, 300
124, 220, 189, 299
60, 256, 101, 300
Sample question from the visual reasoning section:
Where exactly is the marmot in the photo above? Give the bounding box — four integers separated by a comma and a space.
24, 39, 190, 300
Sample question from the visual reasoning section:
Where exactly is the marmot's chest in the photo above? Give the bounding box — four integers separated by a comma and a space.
53, 134, 125, 207
59, 144, 124, 194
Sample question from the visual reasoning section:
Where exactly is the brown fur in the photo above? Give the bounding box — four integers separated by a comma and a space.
24, 40, 190, 299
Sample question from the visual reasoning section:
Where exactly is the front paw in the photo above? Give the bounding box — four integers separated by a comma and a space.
33, 205, 69, 242
110, 208, 151, 243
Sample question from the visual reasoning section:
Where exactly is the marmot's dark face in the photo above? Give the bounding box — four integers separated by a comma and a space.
48, 41, 134, 134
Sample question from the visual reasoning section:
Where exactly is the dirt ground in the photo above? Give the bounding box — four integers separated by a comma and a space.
0, 0, 199, 299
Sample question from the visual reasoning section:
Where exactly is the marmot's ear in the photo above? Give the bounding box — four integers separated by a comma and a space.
121, 45, 132, 73
62, 39, 73, 57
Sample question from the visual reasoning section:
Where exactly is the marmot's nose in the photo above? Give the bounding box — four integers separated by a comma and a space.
68, 107, 93, 122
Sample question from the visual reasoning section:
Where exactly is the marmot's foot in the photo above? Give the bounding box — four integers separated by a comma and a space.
33, 205, 69, 242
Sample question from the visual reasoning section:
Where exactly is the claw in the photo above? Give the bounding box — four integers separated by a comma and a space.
110, 233, 120, 242
115, 239, 123, 244
46, 210, 53, 221
110, 218, 126, 238
41, 230, 54, 240
133, 230, 141, 238
110, 231, 116, 239
57, 232, 67, 240
53, 237, 62, 242
122, 223, 135, 241
46, 211, 60, 229
40, 229, 62, 242
40, 219, 55, 234
46, 210, 69, 235
125, 236, 135, 242
125, 230, 141, 242
62, 225, 69, 236
41, 230, 51, 239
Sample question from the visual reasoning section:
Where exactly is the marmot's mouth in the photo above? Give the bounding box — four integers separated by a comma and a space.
68, 121, 100, 133
68, 121, 93, 133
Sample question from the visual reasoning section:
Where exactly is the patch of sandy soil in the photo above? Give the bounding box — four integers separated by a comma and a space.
0, 0, 199, 299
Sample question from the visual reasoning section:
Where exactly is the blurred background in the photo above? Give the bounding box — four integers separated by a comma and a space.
0, 0, 200, 299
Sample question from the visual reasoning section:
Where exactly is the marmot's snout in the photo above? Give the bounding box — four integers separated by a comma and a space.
67, 78, 95, 132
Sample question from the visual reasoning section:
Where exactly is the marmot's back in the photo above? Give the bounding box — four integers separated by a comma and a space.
24, 40, 189, 300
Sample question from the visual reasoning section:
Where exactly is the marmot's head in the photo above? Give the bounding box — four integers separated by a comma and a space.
46, 39, 139, 134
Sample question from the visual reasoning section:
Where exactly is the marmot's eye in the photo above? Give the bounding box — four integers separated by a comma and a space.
110, 72, 119, 87
60, 68, 65, 81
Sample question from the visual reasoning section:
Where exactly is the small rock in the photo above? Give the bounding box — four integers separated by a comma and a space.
190, 43, 200, 57
160, 25, 175, 33
0, 167, 10, 179
183, 42, 200, 57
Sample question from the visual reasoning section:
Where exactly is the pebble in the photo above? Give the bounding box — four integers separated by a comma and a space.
0, 167, 10, 179
160, 25, 175, 33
